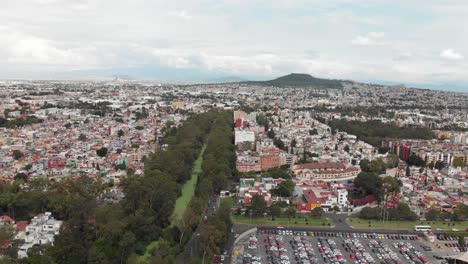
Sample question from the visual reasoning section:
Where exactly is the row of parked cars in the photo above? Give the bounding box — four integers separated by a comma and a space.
259, 229, 420, 241
317, 237, 346, 263
290, 235, 318, 264
342, 238, 375, 263
263, 234, 290, 264
394, 241, 428, 264
367, 240, 403, 264
437, 234, 463, 241
444, 242, 467, 252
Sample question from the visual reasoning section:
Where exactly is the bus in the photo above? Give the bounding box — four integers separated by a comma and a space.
414, 225, 432, 232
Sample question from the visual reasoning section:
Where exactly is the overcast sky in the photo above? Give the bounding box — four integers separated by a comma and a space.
1, 0, 467, 90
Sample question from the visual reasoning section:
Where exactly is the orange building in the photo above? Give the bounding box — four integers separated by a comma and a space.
260, 154, 281, 171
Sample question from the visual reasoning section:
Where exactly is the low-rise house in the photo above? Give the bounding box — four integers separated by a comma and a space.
17, 212, 63, 259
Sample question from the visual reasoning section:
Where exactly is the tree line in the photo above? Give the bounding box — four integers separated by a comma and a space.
327, 119, 434, 147
0, 110, 234, 264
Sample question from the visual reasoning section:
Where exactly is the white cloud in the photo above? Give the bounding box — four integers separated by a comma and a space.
0, 0, 467, 86
351, 32, 385, 46
440, 49, 464, 60
168, 10, 192, 20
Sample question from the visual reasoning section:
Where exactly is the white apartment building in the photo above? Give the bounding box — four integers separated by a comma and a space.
17, 212, 63, 259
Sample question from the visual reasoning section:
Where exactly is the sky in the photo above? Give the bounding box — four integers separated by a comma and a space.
0, 0, 467, 91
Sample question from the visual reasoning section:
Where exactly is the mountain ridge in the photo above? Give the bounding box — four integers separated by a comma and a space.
241, 73, 343, 89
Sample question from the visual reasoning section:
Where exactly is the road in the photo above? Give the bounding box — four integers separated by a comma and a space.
178, 195, 220, 262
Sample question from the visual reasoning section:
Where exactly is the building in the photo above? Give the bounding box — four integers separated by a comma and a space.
17, 212, 63, 259
260, 154, 281, 171
234, 130, 255, 145
292, 162, 360, 183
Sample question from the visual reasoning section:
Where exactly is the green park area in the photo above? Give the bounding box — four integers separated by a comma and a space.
232, 214, 332, 228
139, 145, 206, 263
171, 144, 207, 223
347, 217, 468, 231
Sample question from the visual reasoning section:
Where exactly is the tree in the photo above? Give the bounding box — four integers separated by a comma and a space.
435, 161, 445, 170
333, 205, 340, 213
309, 129, 318, 135
96, 147, 108, 157
378, 146, 390, 154
290, 139, 297, 148
369, 159, 386, 174
354, 172, 383, 201
78, 133, 87, 141
396, 202, 418, 221
271, 179, 295, 197
454, 204, 468, 221
386, 154, 399, 168
425, 209, 441, 221
269, 203, 282, 219
359, 159, 370, 172
311, 207, 324, 217
114, 162, 127, 170
117, 129, 124, 137
14, 172, 28, 182
250, 194, 267, 217
407, 154, 425, 167
452, 157, 465, 168
428, 161, 435, 170
459, 236, 466, 247
382, 176, 402, 194
285, 207, 296, 218
12, 150, 23, 160
344, 145, 350, 153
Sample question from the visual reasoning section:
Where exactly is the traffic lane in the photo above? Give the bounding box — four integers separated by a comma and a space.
258, 225, 428, 235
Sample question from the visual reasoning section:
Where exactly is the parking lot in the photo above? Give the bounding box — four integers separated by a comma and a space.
236, 229, 445, 264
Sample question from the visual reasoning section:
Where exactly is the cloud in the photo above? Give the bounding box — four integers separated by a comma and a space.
440, 49, 464, 60
1, 27, 92, 66
168, 10, 192, 20
0, 0, 468, 88
351, 32, 385, 46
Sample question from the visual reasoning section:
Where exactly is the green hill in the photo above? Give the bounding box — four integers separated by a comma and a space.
244, 73, 343, 89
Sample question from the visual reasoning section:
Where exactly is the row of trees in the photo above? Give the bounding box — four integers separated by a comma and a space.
327, 119, 434, 147
196, 111, 236, 262
426, 204, 468, 221
0, 110, 228, 263
359, 202, 418, 221
353, 171, 402, 203
0, 116, 43, 128
150, 110, 236, 263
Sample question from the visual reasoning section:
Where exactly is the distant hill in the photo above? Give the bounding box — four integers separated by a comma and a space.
243, 73, 343, 89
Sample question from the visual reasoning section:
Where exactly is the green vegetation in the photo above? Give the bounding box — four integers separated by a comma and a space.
250, 194, 268, 217
0, 110, 235, 264
171, 145, 206, 223
271, 179, 295, 197
359, 159, 387, 174
96, 147, 108, 157
245, 73, 343, 89
12, 150, 23, 160
352, 170, 402, 202
359, 203, 418, 221
347, 217, 468, 231
232, 215, 331, 227
0, 115, 43, 128
328, 119, 434, 147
